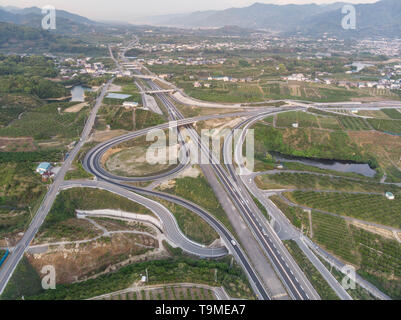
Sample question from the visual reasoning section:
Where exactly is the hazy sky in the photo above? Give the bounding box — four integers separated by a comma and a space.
0, 0, 379, 21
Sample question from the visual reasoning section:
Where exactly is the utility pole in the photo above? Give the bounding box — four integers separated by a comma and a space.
28, 206, 33, 220
146, 268, 149, 283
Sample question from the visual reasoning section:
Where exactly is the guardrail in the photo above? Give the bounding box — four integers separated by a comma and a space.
0, 250, 10, 268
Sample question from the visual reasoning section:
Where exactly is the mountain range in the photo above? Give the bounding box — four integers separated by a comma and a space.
0, 1, 400, 39
0, 5, 105, 36
133, 0, 401, 38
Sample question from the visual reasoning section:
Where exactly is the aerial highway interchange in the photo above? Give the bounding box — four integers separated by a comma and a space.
0, 36, 400, 301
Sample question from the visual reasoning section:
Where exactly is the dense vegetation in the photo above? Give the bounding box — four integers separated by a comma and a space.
0, 22, 107, 56
2, 254, 254, 300
257, 172, 400, 194
0, 55, 67, 99
0, 103, 88, 140
0, 55, 58, 77
0, 150, 62, 163
253, 123, 378, 169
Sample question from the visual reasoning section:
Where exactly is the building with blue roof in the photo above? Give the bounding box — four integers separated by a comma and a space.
36, 162, 52, 175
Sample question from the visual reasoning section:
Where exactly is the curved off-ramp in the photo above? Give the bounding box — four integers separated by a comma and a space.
60, 180, 228, 258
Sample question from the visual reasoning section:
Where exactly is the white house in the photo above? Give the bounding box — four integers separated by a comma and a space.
385, 192, 395, 200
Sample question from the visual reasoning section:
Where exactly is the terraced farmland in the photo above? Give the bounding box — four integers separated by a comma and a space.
304, 211, 401, 299
381, 109, 401, 120
276, 111, 319, 128
269, 195, 309, 231
311, 211, 358, 264
338, 116, 371, 131
367, 118, 401, 135
256, 172, 398, 194
285, 191, 401, 228
351, 225, 401, 299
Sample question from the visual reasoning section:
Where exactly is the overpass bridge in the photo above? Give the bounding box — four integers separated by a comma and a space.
141, 89, 175, 94
133, 74, 159, 80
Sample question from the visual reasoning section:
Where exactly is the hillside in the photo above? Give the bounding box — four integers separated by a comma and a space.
0, 22, 106, 55
134, 0, 401, 38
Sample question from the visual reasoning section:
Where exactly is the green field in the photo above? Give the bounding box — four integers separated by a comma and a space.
351, 225, 401, 299
311, 211, 358, 264
256, 172, 399, 194
96, 106, 165, 132
0, 102, 89, 141
269, 195, 309, 231
280, 207, 401, 299
367, 118, 401, 135
96, 105, 133, 131
0, 162, 48, 238
270, 196, 401, 299
310, 210, 401, 299
157, 198, 219, 246
276, 111, 319, 128
285, 191, 401, 229
338, 116, 371, 131
162, 175, 234, 235
381, 109, 401, 120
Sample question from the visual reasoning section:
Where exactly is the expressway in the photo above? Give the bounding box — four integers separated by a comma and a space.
226, 112, 353, 300
83, 110, 275, 182
0, 80, 113, 295
83, 151, 271, 299
60, 180, 228, 258
139, 78, 319, 300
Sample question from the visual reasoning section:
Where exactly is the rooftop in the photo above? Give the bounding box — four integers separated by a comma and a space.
37, 162, 51, 170
106, 93, 132, 100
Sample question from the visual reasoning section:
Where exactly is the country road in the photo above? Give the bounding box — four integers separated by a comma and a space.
0, 79, 113, 295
